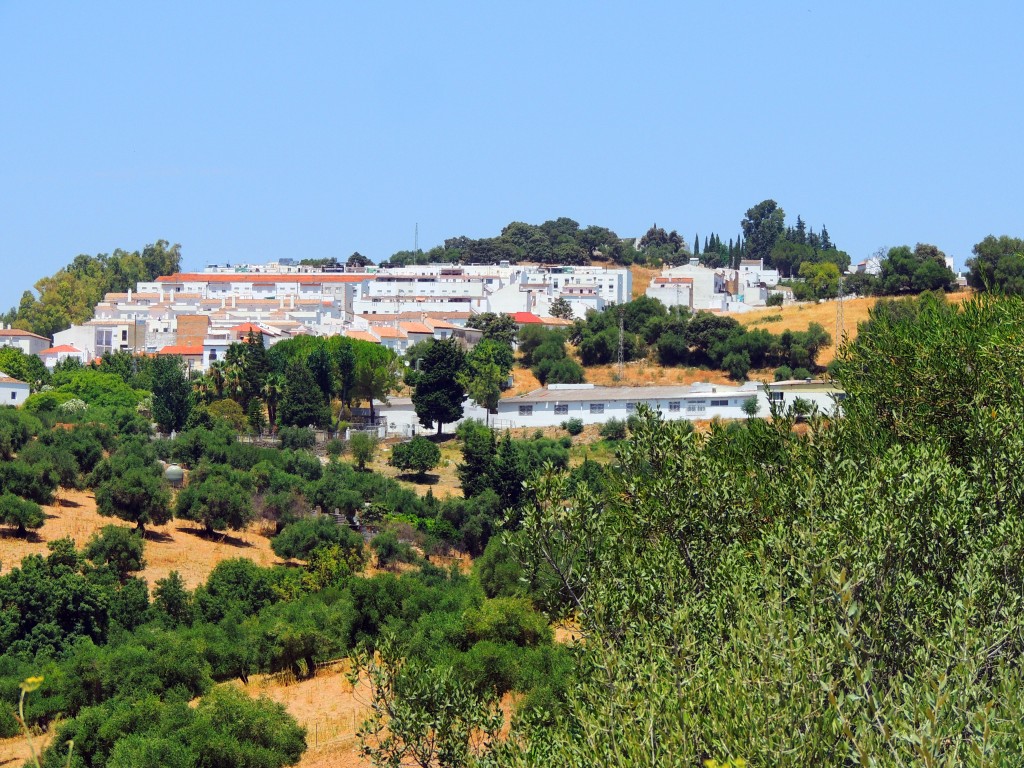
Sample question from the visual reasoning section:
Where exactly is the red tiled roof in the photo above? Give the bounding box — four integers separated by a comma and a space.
374, 327, 407, 339
230, 323, 264, 334
399, 322, 434, 335
0, 374, 27, 385
39, 345, 82, 355
652, 277, 694, 284
345, 330, 380, 343
158, 345, 204, 356
511, 312, 542, 324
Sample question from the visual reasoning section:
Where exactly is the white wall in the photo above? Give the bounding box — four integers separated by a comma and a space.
0, 382, 30, 407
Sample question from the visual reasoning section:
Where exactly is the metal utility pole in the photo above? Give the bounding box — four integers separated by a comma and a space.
617, 306, 625, 378
835, 274, 845, 346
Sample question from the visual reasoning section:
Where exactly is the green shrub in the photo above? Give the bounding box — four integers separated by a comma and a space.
389, 437, 441, 478
561, 417, 584, 436
599, 418, 627, 441
278, 426, 316, 450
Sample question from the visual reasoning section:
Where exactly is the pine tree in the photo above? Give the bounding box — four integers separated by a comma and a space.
795, 216, 807, 245
412, 338, 466, 435
821, 225, 832, 251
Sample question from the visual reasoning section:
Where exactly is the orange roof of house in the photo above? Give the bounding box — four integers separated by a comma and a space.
399, 322, 434, 335
230, 323, 264, 334
425, 318, 457, 330
39, 345, 82, 355
374, 327, 407, 339
0, 328, 48, 341
158, 345, 204, 356
157, 273, 367, 284
345, 330, 380, 343
511, 312, 543, 324
0, 374, 27, 385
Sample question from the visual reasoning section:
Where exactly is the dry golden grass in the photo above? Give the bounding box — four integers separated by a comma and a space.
739, 291, 972, 365
0, 488, 281, 589
629, 265, 661, 299
364, 438, 465, 499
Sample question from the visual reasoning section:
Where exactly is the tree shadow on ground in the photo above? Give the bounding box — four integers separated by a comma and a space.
0, 528, 44, 543
396, 472, 439, 485
177, 525, 253, 548
143, 529, 174, 544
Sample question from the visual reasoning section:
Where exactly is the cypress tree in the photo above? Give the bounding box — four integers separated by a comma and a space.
693, 233, 700, 256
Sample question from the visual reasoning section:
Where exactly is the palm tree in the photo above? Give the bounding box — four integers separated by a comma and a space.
208, 361, 227, 399
191, 374, 212, 405
262, 373, 286, 431
224, 365, 245, 403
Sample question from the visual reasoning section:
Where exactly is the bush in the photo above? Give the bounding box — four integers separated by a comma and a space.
792, 367, 812, 380
279, 426, 316, 450
371, 530, 417, 569
774, 365, 793, 381
84, 525, 146, 582
325, 438, 345, 458
389, 437, 441, 478
0, 491, 44, 535
561, 417, 584, 436
766, 292, 785, 307
599, 418, 627, 441
350, 431, 377, 471
272, 515, 365, 568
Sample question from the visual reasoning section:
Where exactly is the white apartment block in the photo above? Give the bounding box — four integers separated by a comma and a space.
648, 260, 781, 313
49, 262, 632, 367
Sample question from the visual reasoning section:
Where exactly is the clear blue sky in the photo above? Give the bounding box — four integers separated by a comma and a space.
2, 2, 1021, 310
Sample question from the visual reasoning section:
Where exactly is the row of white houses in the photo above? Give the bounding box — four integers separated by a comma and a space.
377, 379, 845, 435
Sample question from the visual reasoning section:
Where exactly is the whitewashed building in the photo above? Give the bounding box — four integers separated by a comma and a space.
493, 380, 844, 429
0, 327, 50, 356
0, 372, 30, 406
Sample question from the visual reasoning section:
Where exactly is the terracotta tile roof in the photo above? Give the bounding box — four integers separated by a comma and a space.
399, 322, 434, 335
0, 328, 48, 341
652, 277, 694, 284
424, 318, 457, 330
511, 312, 543, 324
0, 373, 28, 385
158, 345, 204, 356
39, 345, 81, 355
374, 327, 407, 339
345, 330, 380, 343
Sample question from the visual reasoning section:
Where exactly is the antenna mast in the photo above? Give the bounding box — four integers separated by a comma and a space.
414, 223, 419, 253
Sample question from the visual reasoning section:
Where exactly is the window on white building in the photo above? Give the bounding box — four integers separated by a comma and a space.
769, 392, 784, 402
626, 402, 636, 413
519, 405, 533, 416
710, 399, 728, 407
668, 401, 680, 412
554, 404, 569, 415
590, 403, 604, 414
10, 392, 15, 400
